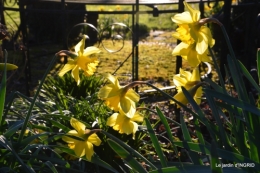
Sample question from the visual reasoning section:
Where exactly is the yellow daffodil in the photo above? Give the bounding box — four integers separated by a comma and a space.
107, 110, 143, 139
58, 35, 100, 85
173, 68, 203, 107
98, 73, 140, 118
0, 63, 18, 71
172, 1, 215, 54
62, 118, 101, 161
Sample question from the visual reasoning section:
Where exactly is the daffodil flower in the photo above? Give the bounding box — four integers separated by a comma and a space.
106, 110, 143, 139
62, 118, 101, 161
172, 1, 215, 54
173, 68, 203, 107
0, 63, 18, 71
98, 73, 140, 118
57, 35, 100, 85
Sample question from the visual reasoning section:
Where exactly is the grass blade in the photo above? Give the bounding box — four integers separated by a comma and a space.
144, 118, 167, 167
180, 113, 203, 165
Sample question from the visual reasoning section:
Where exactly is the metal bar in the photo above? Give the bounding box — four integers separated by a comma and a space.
132, 4, 135, 83
4, 8, 179, 14
21, 0, 220, 5
135, 0, 139, 83
175, 0, 184, 75
19, 0, 31, 96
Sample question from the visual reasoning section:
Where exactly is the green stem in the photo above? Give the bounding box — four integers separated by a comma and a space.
208, 47, 226, 93
17, 56, 57, 144
0, 50, 7, 133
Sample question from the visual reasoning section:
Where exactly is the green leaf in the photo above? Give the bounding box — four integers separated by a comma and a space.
101, 130, 157, 170
4, 120, 24, 138
204, 88, 231, 152
144, 118, 167, 167
204, 88, 260, 116
20, 133, 49, 146
226, 55, 248, 101
17, 56, 57, 144
238, 61, 260, 93
0, 51, 8, 129
210, 140, 222, 173
44, 161, 58, 173
257, 48, 260, 84
180, 113, 202, 165
0, 135, 36, 173
107, 139, 148, 173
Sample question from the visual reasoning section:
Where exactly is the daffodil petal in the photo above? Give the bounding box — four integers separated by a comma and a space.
62, 135, 78, 143
103, 73, 117, 85
180, 69, 192, 80
125, 89, 140, 103
199, 50, 211, 62
200, 26, 215, 47
194, 86, 203, 105
107, 113, 119, 126
171, 12, 193, 24
74, 141, 85, 157
173, 91, 188, 108
83, 46, 101, 57
121, 120, 134, 135
196, 33, 209, 55
58, 60, 75, 77
71, 66, 80, 85
85, 141, 94, 160
75, 36, 86, 54
187, 47, 200, 67
190, 68, 200, 81
172, 42, 190, 56
130, 121, 138, 139
88, 133, 102, 146
184, 1, 200, 22
98, 85, 113, 98
105, 96, 120, 111
70, 118, 85, 135
120, 98, 132, 115
173, 75, 188, 87
131, 112, 144, 122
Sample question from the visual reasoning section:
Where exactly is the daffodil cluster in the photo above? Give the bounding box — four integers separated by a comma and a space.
57, 35, 100, 85
171, 1, 214, 107
172, 1, 214, 67
98, 73, 143, 139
